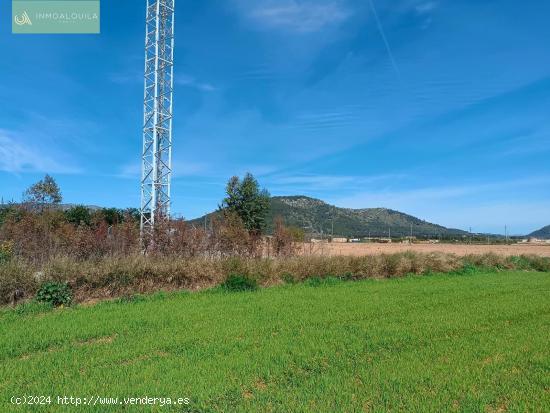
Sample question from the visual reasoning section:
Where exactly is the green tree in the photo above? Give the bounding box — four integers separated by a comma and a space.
23, 174, 62, 207
0, 204, 19, 228
100, 208, 124, 225
220, 173, 270, 234
64, 205, 91, 227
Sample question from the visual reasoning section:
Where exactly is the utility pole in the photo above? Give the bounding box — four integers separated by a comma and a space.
140, 0, 176, 247
505, 225, 508, 244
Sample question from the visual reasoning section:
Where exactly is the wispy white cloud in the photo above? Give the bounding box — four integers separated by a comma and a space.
292, 108, 361, 130
415, 1, 438, 14
109, 71, 141, 84
334, 176, 550, 208
265, 173, 405, 191
111, 71, 217, 93
175, 74, 217, 92
495, 130, 550, 158
118, 160, 209, 179
240, 0, 350, 33
270, 174, 355, 189
0, 131, 79, 174
414, 0, 437, 29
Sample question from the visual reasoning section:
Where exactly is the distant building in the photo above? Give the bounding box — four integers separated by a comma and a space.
363, 237, 391, 243
331, 237, 348, 243
527, 237, 550, 244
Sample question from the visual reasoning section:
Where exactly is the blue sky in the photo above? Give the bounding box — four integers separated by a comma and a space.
1, 0, 549, 234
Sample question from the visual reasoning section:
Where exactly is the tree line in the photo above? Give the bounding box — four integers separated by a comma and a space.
0, 173, 298, 262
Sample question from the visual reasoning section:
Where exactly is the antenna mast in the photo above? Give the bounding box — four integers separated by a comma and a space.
140, 0, 175, 245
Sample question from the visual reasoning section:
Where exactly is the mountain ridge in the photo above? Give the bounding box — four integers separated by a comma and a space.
191, 195, 468, 238
528, 225, 550, 239
266, 196, 467, 238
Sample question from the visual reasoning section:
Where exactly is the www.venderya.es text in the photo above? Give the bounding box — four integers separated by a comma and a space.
10, 395, 191, 407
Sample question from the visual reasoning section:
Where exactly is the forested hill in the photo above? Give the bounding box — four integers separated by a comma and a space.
265, 196, 467, 237
528, 225, 550, 239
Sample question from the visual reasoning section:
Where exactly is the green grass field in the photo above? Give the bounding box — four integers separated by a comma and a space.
1, 270, 549, 412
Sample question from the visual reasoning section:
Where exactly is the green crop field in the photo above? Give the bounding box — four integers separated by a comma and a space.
1, 270, 549, 412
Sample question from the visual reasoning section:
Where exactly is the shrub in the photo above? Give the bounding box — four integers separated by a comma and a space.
0, 259, 35, 305
508, 255, 550, 272
463, 253, 506, 270
453, 263, 480, 275
271, 216, 297, 257
282, 273, 296, 284
36, 282, 72, 307
221, 274, 258, 292
287, 226, 305, 242
306, 276, 322, 286
64, 205, 92, 227
339, 271, 354, 281
306, 276, 342, 287
0, 241, 14, 264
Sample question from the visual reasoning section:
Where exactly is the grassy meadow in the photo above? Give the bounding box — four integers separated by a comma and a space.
1, 269, 549, 412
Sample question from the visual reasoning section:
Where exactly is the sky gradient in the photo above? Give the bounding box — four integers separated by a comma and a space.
1, 0, 549, 235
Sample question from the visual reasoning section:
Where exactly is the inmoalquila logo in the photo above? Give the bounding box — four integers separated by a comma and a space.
14, 10, 32, 26
33, 10, 99, 23
12, 0, 100, 34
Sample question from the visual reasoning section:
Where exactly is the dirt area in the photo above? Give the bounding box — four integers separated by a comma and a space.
301, 242, 550, 257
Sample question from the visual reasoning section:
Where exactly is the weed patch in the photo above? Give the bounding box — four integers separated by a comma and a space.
36, 282, 72, 307
221, 274, 258, 292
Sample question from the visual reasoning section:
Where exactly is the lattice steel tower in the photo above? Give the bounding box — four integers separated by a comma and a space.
140, 0, 175, 244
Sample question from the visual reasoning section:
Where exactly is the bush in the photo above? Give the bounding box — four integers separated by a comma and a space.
453, 263, 481, 275
271, 216, 297, 257
36, 282, 72, 307
0, 259, 35, 305
507, 255, 550, 272
64, 205, 92, 227
282, 273, 296, 284
306, 276, 322, 287
339, 271, 354, 281
221, 274, 258, 292
0, 241, 14, 264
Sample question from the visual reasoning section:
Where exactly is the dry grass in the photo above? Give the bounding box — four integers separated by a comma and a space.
2, 252, 549, 305
306, 242, 550, 257
4, 206, 548, 306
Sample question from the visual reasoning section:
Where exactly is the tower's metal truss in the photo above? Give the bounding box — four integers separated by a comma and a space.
140, 0, 175, 245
